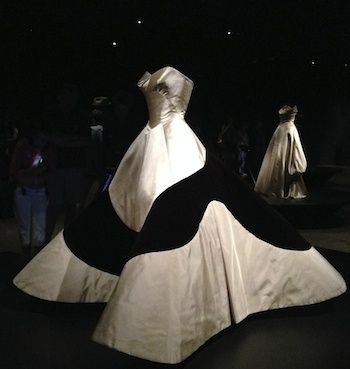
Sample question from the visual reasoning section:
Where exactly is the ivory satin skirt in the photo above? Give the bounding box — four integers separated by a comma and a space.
13, 153, 346, 363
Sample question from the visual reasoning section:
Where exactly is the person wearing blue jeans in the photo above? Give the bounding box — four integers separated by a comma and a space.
10, 129, 54, 255
14, 186, 47, 252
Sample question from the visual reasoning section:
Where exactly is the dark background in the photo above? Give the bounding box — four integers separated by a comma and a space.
2, 0, 350, 165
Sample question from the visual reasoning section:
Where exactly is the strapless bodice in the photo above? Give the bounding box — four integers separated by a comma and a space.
138, 66, 194, 128
279, 116, 296, 125
108, 66, 205, 231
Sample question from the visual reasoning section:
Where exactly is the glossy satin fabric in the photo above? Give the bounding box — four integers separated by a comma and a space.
14, 201, 346, 363
109, 67, 206, 231
138, 67, 194, 128
93, 201, 345, 363
14, 231, 118, 302
255, 119, 307, 198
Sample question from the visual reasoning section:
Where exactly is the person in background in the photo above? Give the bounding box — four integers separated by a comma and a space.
9, 128, 54, 255
217, 118, 250, 177
247, 119, 266, 182
45, 83, 89, 240
111, 89, 144, 162
89, 96, 115, 169
84, 96, 116, 207
0, 121, 18, 218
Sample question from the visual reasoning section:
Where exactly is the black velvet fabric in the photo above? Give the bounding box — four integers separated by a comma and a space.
63, 192, 136, 275
64, 153, 310, 276
130, 153, 310, 257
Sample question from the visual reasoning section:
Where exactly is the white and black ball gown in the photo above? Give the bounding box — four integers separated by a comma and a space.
14, 67, 346, 364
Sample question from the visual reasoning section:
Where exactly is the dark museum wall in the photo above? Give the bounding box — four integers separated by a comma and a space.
1, 0, 350, 166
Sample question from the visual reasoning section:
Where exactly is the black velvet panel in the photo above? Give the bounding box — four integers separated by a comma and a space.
63, 192, 136, 275
63, 153, 310, 276
130, 153, 310, 258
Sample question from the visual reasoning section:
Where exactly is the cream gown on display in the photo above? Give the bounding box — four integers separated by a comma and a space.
14, 67, 345, 364
254, 105, 308, 199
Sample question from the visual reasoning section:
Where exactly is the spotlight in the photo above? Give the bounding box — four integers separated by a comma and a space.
310, 60, 315, 66
226, 30, 232, 36
137, 19, 142, 25
345, 63, 348, 67
111, 41, 118, 47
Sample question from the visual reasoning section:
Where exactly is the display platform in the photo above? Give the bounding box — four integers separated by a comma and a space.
263, 188, 350, 228
0, 249, 349, 369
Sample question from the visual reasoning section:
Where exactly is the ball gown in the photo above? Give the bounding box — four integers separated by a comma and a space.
14, 67, 346, 364
254, 105, 308, 199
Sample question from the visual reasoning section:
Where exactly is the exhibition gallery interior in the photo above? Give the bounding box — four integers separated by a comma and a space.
1, 2, 350, 369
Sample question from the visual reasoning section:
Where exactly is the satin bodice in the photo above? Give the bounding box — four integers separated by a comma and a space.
279, 116, 296, 124
137, 66, 194, 128
108, 66, 205, 231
